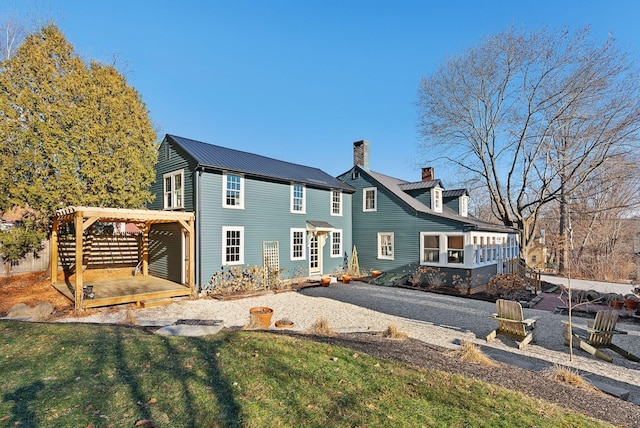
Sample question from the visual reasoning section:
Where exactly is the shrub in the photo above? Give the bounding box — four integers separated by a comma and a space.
411, 266, 446, 288
305, 317, 335, 336
486, 273, 529, 299
380, 324, 408, 340
542, 365, 599, 392
448, 340, 496, 367
203, 264, 284, 295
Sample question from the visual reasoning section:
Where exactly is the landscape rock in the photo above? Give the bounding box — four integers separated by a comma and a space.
6, 302, 54, 320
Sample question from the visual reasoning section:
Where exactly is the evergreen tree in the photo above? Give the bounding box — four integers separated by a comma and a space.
0, 24, 158, 260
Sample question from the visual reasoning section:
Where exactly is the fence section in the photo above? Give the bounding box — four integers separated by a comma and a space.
2, 234, 142, 277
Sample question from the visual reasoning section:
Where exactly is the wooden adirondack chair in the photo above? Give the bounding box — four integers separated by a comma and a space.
563, 309, 640, 363
486, 299, 537, 349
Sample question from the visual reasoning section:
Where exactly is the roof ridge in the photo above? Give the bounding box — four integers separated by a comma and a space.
167, 134, 330, 172
165, 134, 355, 193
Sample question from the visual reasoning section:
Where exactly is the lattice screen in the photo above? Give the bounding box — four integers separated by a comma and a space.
263, 241, 280, 284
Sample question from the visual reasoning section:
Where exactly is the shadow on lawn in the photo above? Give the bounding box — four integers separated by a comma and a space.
111, 328, 242, 427
3, 381, 44, 428
2, 323, 242, 427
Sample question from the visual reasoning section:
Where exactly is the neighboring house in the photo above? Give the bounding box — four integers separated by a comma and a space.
337, 140, 520, 286
526, 230, 547, 271
149, 134, 355, 289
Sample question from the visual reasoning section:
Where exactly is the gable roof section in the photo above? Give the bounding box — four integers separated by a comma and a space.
397, 179, 443, 191
443, 189, 469, 198
166, 134, 354, 192
355, 167, 515, 233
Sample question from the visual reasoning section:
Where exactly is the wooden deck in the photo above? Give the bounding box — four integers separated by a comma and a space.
53, 276, 192, 309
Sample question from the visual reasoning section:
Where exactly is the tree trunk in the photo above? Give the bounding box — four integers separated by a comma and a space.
558, 184, 569, 274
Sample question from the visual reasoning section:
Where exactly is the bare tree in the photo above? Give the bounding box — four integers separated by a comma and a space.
0, 19, 24, 60
0, 1, 53, 61
417, 26, 640, 266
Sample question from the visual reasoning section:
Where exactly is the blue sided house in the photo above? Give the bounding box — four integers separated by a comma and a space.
338, 140, 520, 286
149, 135, 355, 289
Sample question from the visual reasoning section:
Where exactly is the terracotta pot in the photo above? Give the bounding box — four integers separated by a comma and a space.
372, 270, 382, 278
613, 300, 624, 309
321, 277, 331, 287
249, 307, 273, 328
275, 320, 295, 328
342, 275, 352, 284
624, 299, 639, 311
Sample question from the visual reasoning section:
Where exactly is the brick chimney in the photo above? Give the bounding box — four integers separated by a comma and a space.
421, 167, 434, 181
353, 140, 370, 171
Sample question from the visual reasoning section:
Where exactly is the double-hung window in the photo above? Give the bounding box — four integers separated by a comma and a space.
290, 228, 306, 260
331, 190, 342, 216
331, 229, 342, 257
363, 187, 377, 212
431, 187, 442, 213
291, 184, 306, 213
447, 235, 464, 264
459, 195, 469, 217
163, 170, 184, 210
378, 232, 394, 260
223, 173, 244, 209
422, 234, 440, 263
222, 226, 244, 265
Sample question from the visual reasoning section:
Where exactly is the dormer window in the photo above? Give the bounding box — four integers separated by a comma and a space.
460, 195, 469, 217
431, 187, 442, 213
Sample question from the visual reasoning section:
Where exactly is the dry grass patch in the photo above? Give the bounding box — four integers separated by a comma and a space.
380, 323, 408, 340
243, 316, 265, 330
124, 307, 137, 325
305, 317, 336, 336
542, 365, 600, 392
448, 340, 497, 366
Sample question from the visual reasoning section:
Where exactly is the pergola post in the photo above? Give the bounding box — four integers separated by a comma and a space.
74, 211, 84, 310
51, 219, 59, 285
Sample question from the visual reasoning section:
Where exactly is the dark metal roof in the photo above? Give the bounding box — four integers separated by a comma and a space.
166, 134, 355, 192
443, 189, 468, 197
397, 180, 443, 191
356, 167, 516, 233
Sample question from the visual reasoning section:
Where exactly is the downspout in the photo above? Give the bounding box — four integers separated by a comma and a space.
196, 166, 203, 292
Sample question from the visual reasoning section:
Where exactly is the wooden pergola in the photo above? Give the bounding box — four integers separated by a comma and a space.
51, 206, 195, 310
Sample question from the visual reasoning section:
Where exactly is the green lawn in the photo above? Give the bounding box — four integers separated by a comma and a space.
0, 321, 611, 427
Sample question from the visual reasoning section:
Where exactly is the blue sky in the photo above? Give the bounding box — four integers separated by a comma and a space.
5, 0, 640, 184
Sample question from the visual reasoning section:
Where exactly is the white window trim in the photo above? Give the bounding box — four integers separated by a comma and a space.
420, 232, 442, 265
163, 169, 184, 210
460, 195, 469, 217
377, 232, 394, 260
290, 184, 306, 214
363, 187, 377, 212
431, 187, 442, 213
222, 226, 244, 266
222, 172, 245, 209
446, 234, 465, 265
330, 229, 343, 258
330, 190, 343, 216
420, 232, 467, 266
290, 228, 306, 261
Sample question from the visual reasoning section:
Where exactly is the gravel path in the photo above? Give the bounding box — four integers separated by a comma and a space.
60, 281, 640, 407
